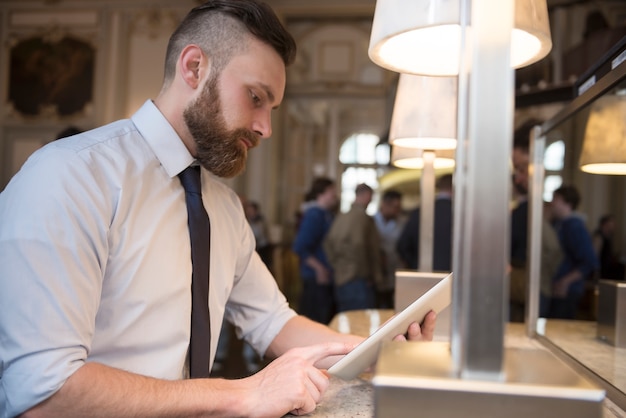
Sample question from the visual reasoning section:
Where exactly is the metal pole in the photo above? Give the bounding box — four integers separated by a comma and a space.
419, 151, 436, 272
452, 0, 514, 380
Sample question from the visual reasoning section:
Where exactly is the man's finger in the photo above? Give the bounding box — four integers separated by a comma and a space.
305, 368, 329, 402
417, 310, 437, 341
406, 321, 422, 340
297, 342, 356, 363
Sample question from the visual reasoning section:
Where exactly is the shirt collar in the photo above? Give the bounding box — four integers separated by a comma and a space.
131, 100, 195, 178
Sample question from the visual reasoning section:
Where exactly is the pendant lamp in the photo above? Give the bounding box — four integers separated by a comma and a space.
369, 0, 552, 76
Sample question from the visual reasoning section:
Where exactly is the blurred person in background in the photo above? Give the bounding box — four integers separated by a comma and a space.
324, 183, 381, 312
374, 189, 405, 309
292, 177, 338, 324
549, 185, 598, 319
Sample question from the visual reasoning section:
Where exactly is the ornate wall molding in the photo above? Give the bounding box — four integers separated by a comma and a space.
128, 9, 180, 39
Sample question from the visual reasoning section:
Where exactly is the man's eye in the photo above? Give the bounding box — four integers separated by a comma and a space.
251, 91, 261, 105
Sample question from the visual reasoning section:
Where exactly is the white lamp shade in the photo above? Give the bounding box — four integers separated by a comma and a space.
579, 93, 626, 175
391, 146, 456, 169
369, 0, 552, 76
389, 74, 457, 149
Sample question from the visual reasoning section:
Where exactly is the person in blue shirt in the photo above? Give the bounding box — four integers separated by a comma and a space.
0, 3, 437, 417
292, 177, 338, 324
549, 185, 599, 319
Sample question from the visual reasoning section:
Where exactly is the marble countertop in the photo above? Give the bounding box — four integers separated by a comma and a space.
287, 310, 626, 418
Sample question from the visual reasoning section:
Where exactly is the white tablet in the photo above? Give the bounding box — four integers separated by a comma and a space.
327, 272, 452, 380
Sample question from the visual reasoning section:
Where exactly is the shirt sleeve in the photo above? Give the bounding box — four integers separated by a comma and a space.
0, 146, 110, 417
222, 196, 296, 358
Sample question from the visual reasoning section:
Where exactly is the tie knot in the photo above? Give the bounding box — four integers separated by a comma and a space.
178, 166, 202, 195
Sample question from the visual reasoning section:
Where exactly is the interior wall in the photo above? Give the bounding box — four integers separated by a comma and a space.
0, 1, 197, 191
1, 0, 625, 254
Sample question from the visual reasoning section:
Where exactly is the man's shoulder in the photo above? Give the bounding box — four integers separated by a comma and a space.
303, 205, 329, 220
204, 174, 245, 209
563, 215, 587, 229
343, 206, 370, 222
6, 119, 139, 188
50, 119, 136, 155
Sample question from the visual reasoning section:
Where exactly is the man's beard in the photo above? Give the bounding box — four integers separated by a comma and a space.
183, 77, 258, 178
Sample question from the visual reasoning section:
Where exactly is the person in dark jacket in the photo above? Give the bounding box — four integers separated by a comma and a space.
397, 173, 453, 272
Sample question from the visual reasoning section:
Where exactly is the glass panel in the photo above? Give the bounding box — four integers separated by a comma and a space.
533, 63, 626, 406
544, 140, 564, 171
375, 142, 391, 165
339, 136, 358, 164
340, 167, 379, 215
339, 133, 379, 164
543, 175, 563, 202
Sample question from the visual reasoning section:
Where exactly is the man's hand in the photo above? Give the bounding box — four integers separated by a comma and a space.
553, 270, 582, 298
314, 265, 330, 285
553, 278, 570, 298
239, 342, 353, 417
392, 310, 437, 342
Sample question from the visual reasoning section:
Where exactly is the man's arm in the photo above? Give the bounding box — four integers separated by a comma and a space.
553, 269, 583, 298
22, 342, 353, 418
304, 253, 331, 285
22, 308, 436, 418
554, 219, 599, 297
266, 312, 437, 370
293, 209, 331, 284
22, 362, 236, 418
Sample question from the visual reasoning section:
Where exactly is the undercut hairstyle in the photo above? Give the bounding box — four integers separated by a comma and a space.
163, 0, 296, 87
513, 118, 543, 153
553, 185, 581, 210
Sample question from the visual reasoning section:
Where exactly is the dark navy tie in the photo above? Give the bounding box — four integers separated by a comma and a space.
178, 165, 211, 378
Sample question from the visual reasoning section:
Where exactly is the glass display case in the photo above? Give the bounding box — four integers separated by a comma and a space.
529, 36, 626, 412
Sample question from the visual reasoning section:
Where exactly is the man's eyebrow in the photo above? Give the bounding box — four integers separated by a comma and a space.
259, 83, 279, 109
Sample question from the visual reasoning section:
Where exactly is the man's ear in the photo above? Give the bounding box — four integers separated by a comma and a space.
178, 44, 208, 90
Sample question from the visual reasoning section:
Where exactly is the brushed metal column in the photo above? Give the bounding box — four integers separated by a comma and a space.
451, 0, 513, 380
418, 151, 436, 272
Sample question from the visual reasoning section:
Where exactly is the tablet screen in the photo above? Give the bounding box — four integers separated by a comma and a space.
327, 272, 452, 380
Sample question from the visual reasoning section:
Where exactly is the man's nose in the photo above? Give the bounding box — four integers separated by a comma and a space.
253, 110, 272, 139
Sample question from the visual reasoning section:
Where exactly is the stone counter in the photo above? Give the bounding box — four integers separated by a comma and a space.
286, 310, 626, 418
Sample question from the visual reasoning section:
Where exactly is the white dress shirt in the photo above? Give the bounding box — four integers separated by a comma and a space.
0, 100, 296, 418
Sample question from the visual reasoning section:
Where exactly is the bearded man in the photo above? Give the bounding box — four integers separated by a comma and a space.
0, 2, 436, 417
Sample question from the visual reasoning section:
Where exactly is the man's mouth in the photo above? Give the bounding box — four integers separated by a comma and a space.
239, 138, 251, 150
240, 136, 258, 150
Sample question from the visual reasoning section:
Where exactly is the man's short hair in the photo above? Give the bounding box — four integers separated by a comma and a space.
163, 0, 296, 86
55, 126, 82, 140
381, 189, 402, 203
553, 184, 581, 210
355, 183, 373, 195
306, 177, 334, 201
